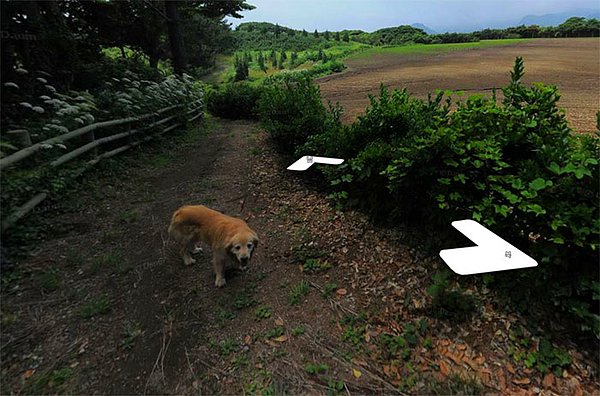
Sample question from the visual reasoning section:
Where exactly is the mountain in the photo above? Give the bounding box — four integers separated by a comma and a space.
411, 23, 437, 35
519, 10, 600, 26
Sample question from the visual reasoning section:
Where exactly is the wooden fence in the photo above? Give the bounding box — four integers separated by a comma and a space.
1, 100, 204, 232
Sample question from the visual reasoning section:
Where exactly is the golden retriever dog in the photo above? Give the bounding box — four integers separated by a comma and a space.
168, 205, 258, 287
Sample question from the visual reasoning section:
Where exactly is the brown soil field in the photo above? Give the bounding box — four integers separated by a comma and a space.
317, 38, 600, 132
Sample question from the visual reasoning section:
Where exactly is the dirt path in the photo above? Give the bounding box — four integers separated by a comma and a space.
318, 38, 600, 132
1, 118, 597, 395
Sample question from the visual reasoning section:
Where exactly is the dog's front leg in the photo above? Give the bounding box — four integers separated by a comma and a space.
213, 251, 227, 288
181, 238, 197, 266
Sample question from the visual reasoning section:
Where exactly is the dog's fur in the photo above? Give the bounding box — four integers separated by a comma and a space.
168, 205, 258, 287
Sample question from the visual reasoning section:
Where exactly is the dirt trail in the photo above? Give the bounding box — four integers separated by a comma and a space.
2, 119, 598, 395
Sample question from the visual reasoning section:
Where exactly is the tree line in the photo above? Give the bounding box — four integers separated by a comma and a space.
1, 0, 253, 92
234, 17, 600, 50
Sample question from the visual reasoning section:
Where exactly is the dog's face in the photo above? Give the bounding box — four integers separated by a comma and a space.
228, 232, 258, 270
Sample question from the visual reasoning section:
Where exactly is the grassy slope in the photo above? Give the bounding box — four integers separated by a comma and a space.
206, 39, 531, 85
348, 38, 530, 59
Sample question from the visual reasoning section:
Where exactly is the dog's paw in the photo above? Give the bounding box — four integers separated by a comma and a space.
183, 257, 196, 266
215, 277, 226, 288
191, 246, 203, 254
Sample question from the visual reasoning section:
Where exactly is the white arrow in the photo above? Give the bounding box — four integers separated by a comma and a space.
439, 219, 537, 275
287, 155, 344, 171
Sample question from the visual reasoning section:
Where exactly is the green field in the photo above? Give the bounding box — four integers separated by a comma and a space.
348, 38, 530, 59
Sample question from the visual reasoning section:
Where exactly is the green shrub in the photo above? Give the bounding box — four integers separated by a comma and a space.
261, 58, 599, 338
206, 83, 263, 119
258, 75, 330, 154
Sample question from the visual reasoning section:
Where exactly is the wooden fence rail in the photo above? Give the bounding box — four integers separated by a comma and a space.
1, 100, 203, 232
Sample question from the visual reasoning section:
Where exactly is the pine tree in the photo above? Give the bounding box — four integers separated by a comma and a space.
234, 54, 249, 81
257, 52, 266, 73
302, 29, 308, 37
281, 51, 287, 61
290, 51, 298, 67
314, 29, 319, 38
334, 31, 341, 41
269, 49, 277, 67
324, 30, 330, 40
277, 54, 284, 69
317, 49, 324, 61
342, 32, 350, 42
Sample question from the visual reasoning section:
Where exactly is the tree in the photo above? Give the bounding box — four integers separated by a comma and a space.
342, 32, 350, 42
302, 29, 308, 37
334, 31, 340, 41
324, 30, 330, 40
314, 29, 319, 38
269, 49, 277, 67
234, 54, 249, 81
290, 51, 298, 67
164, 1, 188, 75
257, 51, 267, 73
277, 53, 284, 69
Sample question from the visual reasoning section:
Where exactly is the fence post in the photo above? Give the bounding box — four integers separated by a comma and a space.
7, 129, 32, 148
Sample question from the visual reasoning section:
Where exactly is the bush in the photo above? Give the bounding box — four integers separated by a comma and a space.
206, 83, 263, 119
262, 58, 600, 338
257, 75, 330, 154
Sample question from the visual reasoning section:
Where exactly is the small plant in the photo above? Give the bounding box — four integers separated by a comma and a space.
288, 280, 310, 306
292, 325, 306, 336
340, 312, 367, 346
232, 353, 249, 369
219, 338, 238, 356
508, 327, 571, 375
326, 378, 346, 395
265, 326, 285, 339
255, 305, 272, 320
89, 253, 121, 274
427, 271, 478, 321
25, 367, 74, 394
77, 295, 111, 319
322, 281, 338, 298
301, 258, 332, 273
305, 363, 329, 375
218, 308, 236, 321
121, 321, 143, 349
119, 209, 141, 223
233, 285, 258, 309
38, 268, 61, 292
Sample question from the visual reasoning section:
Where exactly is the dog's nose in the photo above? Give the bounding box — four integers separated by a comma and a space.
241, 257, 249, 264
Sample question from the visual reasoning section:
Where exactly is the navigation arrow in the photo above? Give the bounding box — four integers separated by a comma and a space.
287, 155, 344, 171
439, 219, 538, 275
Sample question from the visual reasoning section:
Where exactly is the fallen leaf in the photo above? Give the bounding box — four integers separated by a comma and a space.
383, 365, 392, 377
352, 368, 362, 379
22, 369, 35, 380
513, 378, 531, 385
542, 373, 554, 388
475, 355, 485, 365
496, 368, 506, 391
336, 288, 348, 296
273, 335, 288, 342
244, 335, 252, 345
439, 360, 449, 376
265, 340, 278, 347
365, 332, 370, 342
457, 344, 467, 351
351, 358, 368, 367
275, 318, 284, 326
507, 363, 516, 374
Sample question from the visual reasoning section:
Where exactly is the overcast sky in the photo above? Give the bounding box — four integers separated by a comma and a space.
228, 0, 600, 33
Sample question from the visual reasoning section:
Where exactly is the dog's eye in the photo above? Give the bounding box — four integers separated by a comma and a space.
234, 245, 241, 250
247, 243, 253, 249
